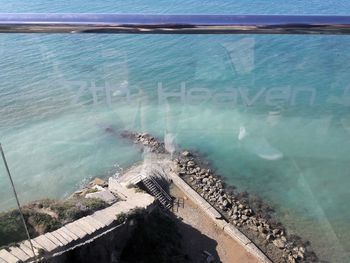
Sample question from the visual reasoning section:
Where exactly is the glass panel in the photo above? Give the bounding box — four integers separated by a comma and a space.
0, 33, 349, 262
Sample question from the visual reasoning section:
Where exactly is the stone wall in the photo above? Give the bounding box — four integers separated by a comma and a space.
47, 221, 134, 263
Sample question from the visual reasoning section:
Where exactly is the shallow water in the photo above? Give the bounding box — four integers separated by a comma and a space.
1, 1, 350, 262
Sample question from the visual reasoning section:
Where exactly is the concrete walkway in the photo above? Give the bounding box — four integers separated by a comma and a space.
118, 156, 272, 263
0, 183, 155, 263
167, 169, 271, 263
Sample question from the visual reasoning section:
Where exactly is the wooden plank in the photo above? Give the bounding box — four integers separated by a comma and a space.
33, 235, 57, 252
77, 218, 96, 233
22, 240, 41, 256
8, 247, 30, 262
64, 223, 87, 239
54, 229, 73, 243
85, 216, 104, 229
0, 249, 19, 263
83, 217, 100, 230
45, 232, 64, 247
50, 231, 72, 246
61, 226, 79, 240
74, 220, 93, 235
91, 212, 110, 227
30, 239, 45, 251
18, 242, 36, 257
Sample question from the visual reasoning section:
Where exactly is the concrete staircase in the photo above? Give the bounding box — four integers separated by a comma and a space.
142, 177, 172, 209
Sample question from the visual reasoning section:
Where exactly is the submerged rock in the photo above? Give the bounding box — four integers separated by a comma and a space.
182, 151, 191, 157
187, 161, 195, 167
90, 178, 108, 187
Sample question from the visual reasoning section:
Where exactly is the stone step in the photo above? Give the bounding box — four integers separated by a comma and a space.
90, 213, 109, 228
0, 249, 20, 263
150, 189, 162, 195
61, 226, 79, 241
79, 218, 97, 233
74, 223, 92, 235
102, 210, 117, 223
0, 180, 156, 263
75, 220, 94, 235
91, 211, 114, 226
50, 231, 69, 245
109, 202, 129, 214
45, 232, 64, 247
85, 216, 104, 229
54, 229, 73, 243
33, 235, 57, 252
142, 179, 172, 207
159, 201, 167, 205
64, 223, 87, 239
30, 239, 45, 251
24, 240, 42, 256
160, 196, 172, 203
18, 242, 36, 257
8, 247, 30, 262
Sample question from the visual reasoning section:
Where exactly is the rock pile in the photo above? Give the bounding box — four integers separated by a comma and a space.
122, 131, 319, 263
121, 131, 166, 153
175, 152, 318, 263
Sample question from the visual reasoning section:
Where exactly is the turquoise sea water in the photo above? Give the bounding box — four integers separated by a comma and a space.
1, 1, 350, 262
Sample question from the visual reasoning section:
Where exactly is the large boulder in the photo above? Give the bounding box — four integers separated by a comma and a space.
273, 238, 286, 249
86, 189, 117, 204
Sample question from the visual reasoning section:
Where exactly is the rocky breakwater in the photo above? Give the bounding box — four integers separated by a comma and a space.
120, 131, 166, 154
121, 131, 319, 263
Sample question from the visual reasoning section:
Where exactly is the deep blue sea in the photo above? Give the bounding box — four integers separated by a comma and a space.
0, 1, 350, 262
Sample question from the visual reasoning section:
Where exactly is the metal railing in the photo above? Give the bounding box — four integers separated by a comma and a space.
0, 13, 350, 34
